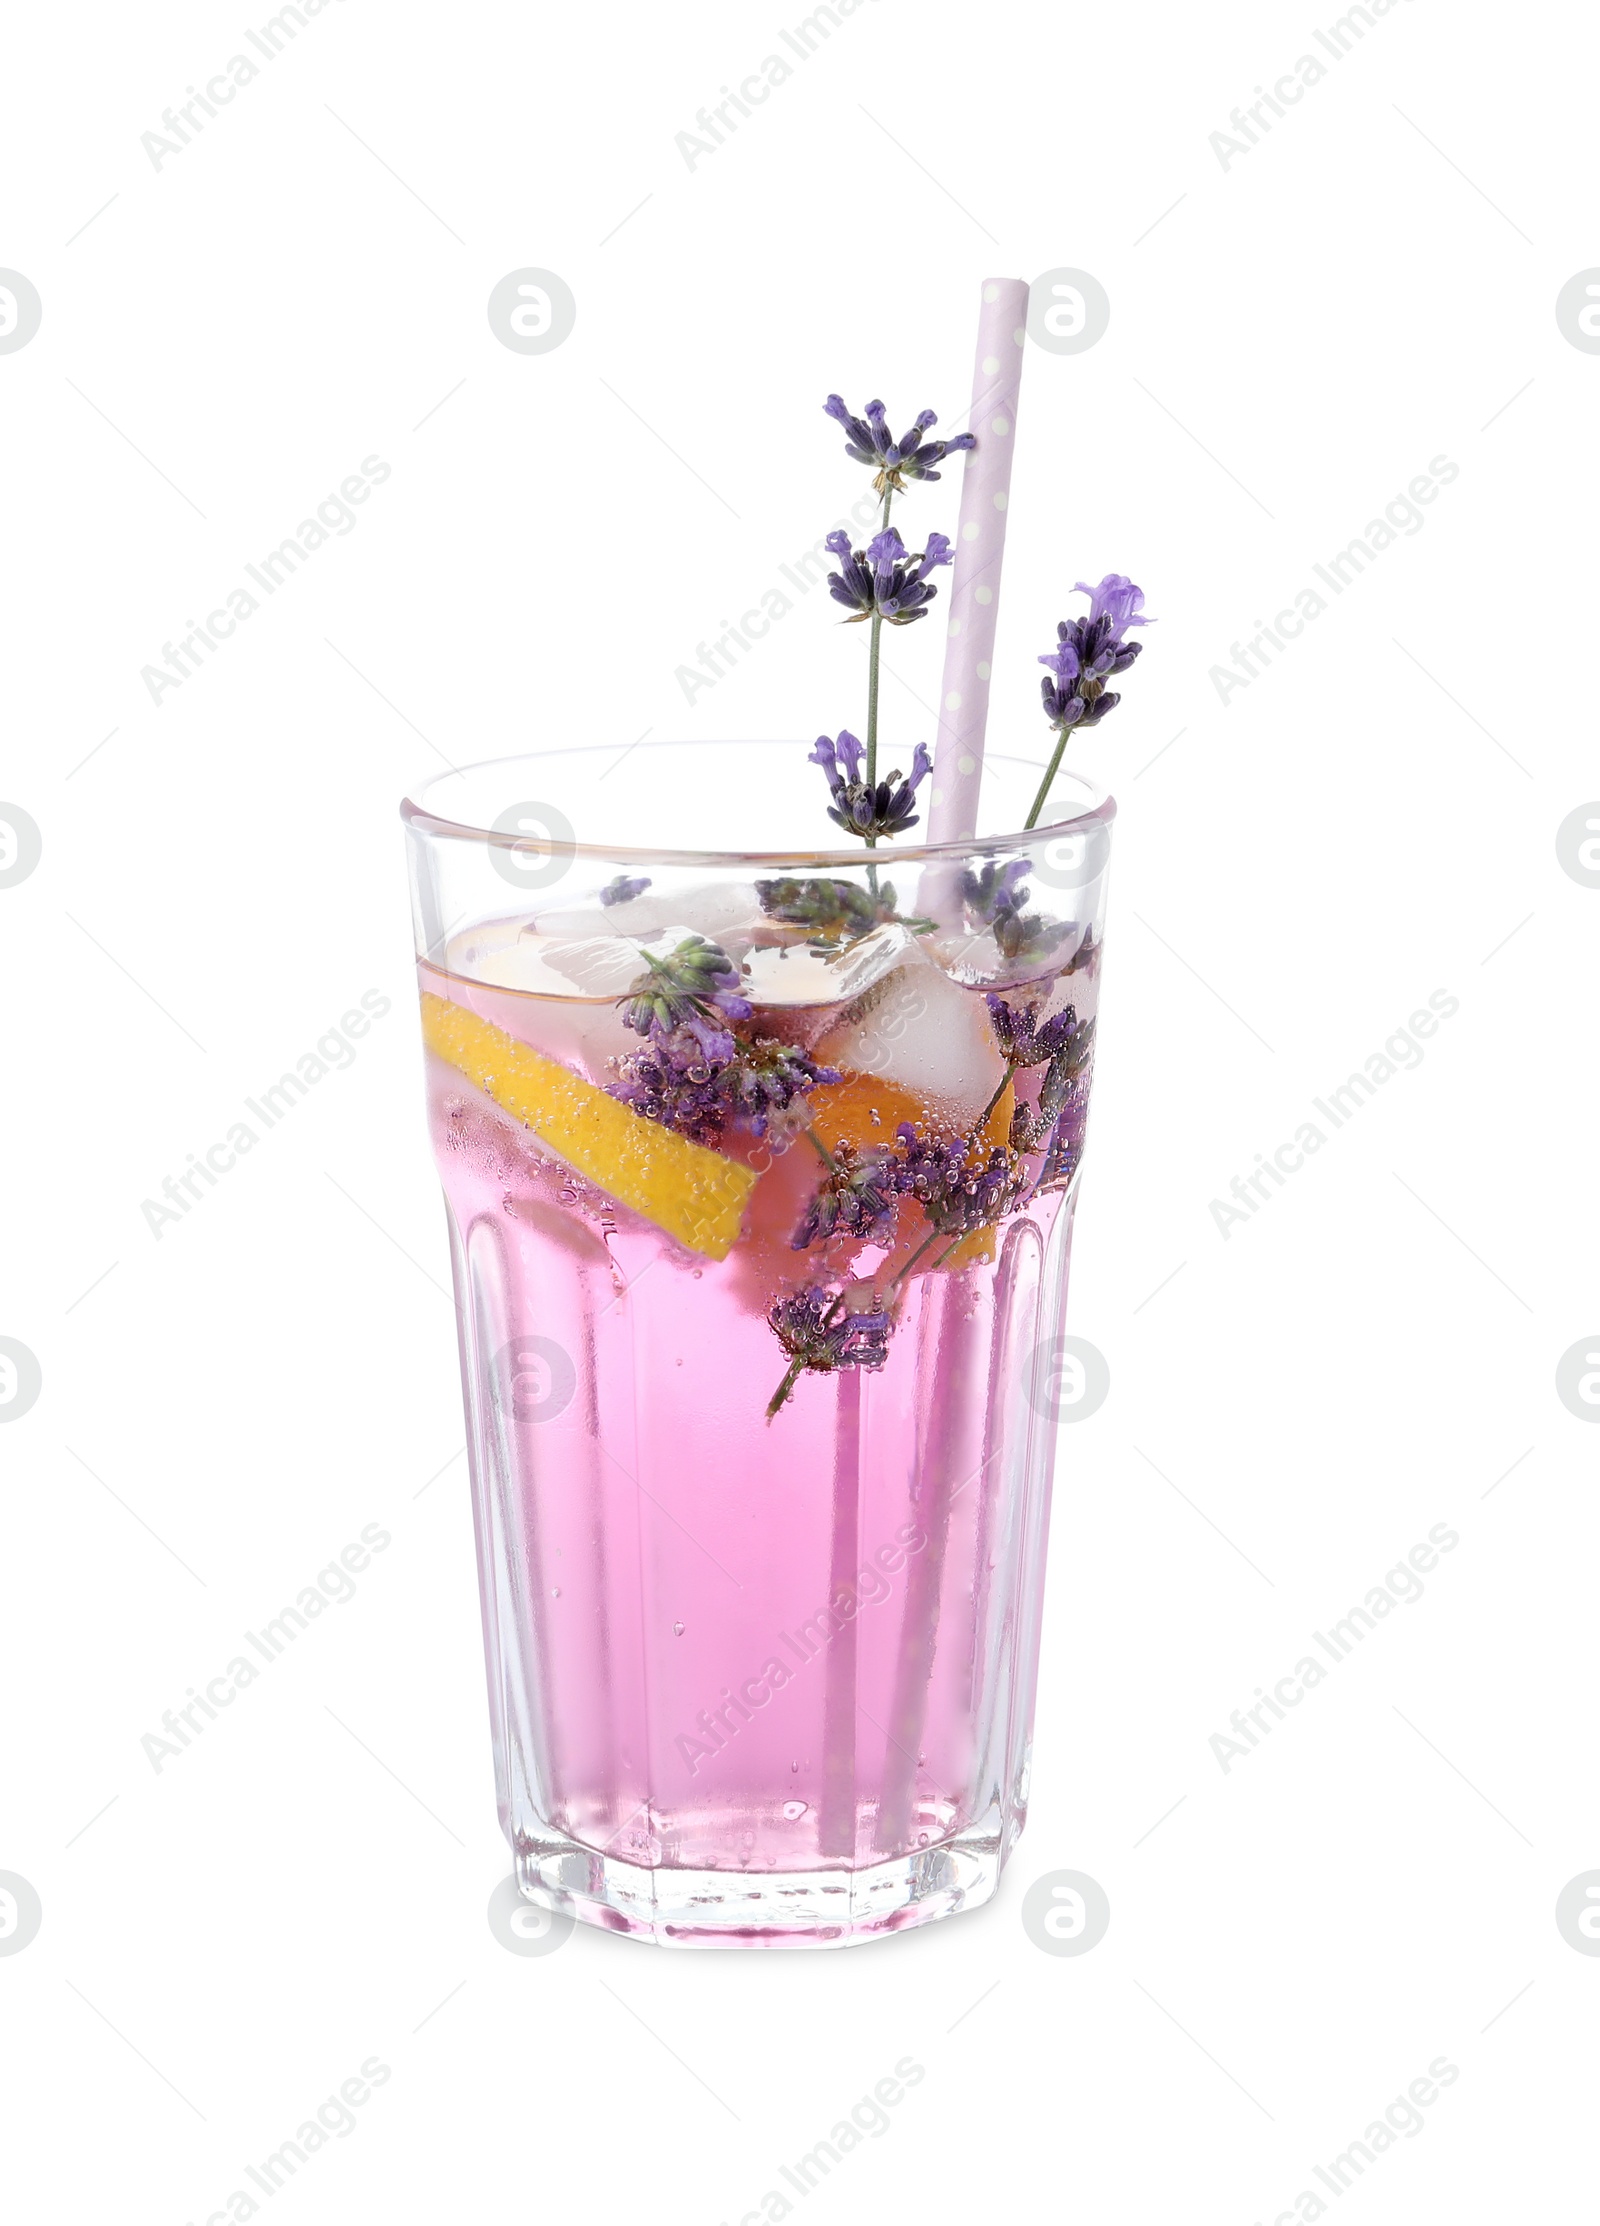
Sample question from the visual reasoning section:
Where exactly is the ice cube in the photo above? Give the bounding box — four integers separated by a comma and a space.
537, 879, 765, 952
740, 923, 909, 1009
459, 922, 722, 1001
536, 935, 663, 997
923, 917, 1092, 991
436, 925, 640, 1076
810, 941, 1007, 1124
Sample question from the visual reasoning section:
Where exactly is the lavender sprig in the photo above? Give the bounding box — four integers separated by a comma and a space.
714, 1038, 840, 1137
791, 1143, 902, 1250
825, 528, 952, 626
1026, 573, 1154, 830
961, 858, 1074, 968
611, 1029, 837, 1145
618, 935, 751, 1064
767, 1286, 892, 1418
822, 396, 975, 494
893, 1124, 1025, 1238
989, 1001, 1096, 1152
984, 994, 1079, 1069
1036, 1080, 1090, 1191
811, 732, 933, 843
813, 390, 975, 835
755, 876, 932, 948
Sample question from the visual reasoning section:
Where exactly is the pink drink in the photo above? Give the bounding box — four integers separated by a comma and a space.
405, 745, 1112, 1946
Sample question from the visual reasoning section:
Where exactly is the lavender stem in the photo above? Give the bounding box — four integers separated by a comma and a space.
863, 489, 892, 806
974, 1060, 1019, 1135
802, 1124, 836, 1171
765, 1358, 805, 1421
1024, 735, 1068, 832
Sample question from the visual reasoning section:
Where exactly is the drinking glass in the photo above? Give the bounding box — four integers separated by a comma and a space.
402, 740, 1113, 1946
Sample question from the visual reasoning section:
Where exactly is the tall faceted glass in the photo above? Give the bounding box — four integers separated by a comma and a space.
402, 742, 1114, 1946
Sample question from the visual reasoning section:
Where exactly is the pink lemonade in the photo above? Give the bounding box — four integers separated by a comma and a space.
412, 834, 1105, 1945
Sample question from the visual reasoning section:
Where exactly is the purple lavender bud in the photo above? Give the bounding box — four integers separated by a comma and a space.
792, 1144, 904, 1250
867, 527, 906, 572
1038, 576, 1151, 741
810, 730, 932, 843
962, 859, 1074, 968
769, 1286, 892, 1381
890, 1120, 1024, 1239
986, 994, 1079, 1067
825, 530, 951, 626
618, 935, 751, 1048
1072, 574, 1152, 633
820, 392, 978, 491
609, 1023, 732, 1144
833, 729, 865, 783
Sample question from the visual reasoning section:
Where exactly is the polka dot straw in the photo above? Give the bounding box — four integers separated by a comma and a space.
926, 277, 1031, 844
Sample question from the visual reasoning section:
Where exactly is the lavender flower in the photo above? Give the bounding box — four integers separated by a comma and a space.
609, 1025, 730, 1144
611, 1026, 835, 1144
961, 859, 1074, 966
826, 528, 952, 626
767, 1286, 892, 1414
1065, 925, 1100, 978
822, 396, 976, 494
985, 994, 1079, 1068
715, 1038, 840, 1137
811, 731, 933, 842
600, 873, 651, 907
618, 935, 751, 1063
1001, 1010, 1095, 1152
1039, 574, 1153, 737
1077, 573, 1152, 637
893, 1123, 1024, 1238
1036, 1082, 1090, 1190
792, 1144, 902, 1250
757, 876, 886, 943
756, 876, 933, 946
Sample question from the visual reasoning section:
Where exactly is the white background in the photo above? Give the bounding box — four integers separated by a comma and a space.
2, 1, 1597, 2219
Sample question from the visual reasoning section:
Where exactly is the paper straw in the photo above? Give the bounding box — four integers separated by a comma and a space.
880, 285, 1030, 1851
926, 277, 1030, 844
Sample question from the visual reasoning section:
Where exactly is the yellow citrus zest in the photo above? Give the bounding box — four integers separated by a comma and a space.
420, 992, 756, 1260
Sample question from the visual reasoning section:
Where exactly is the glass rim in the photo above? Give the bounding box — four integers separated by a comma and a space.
400, 741, 1117, 872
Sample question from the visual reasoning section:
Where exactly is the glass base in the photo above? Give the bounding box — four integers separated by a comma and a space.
512, 1800, 1013, 1949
